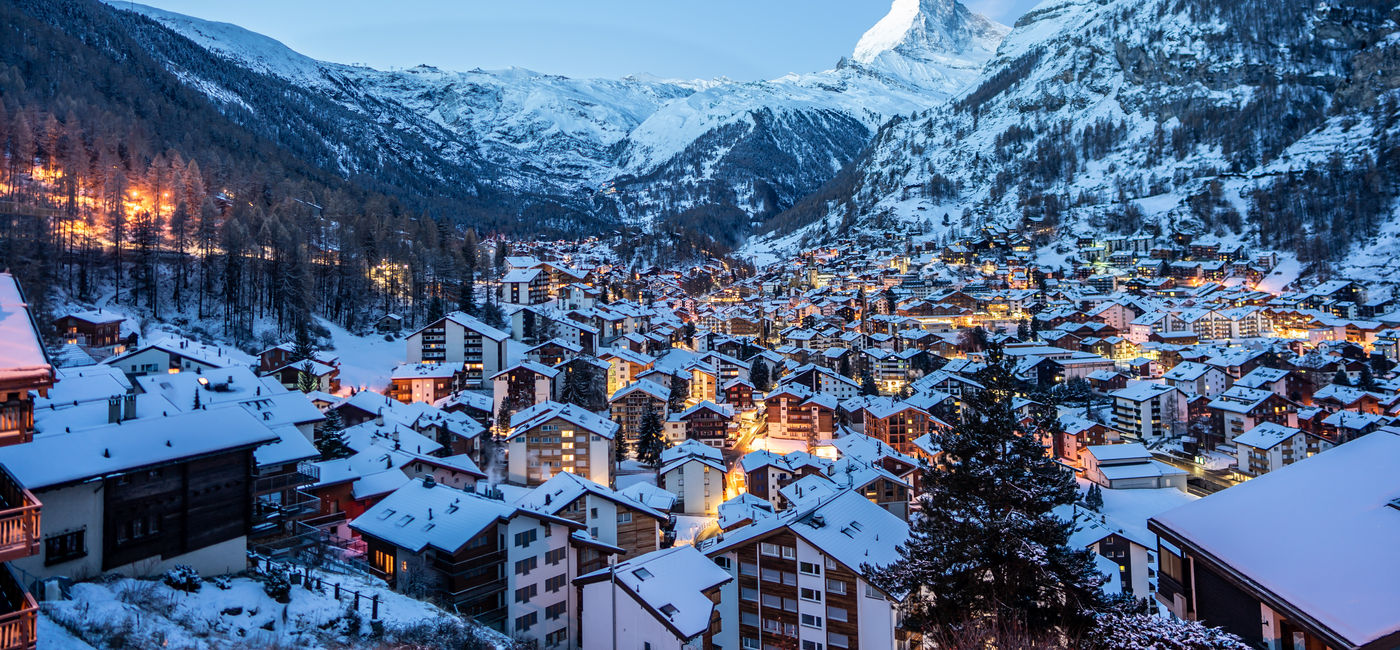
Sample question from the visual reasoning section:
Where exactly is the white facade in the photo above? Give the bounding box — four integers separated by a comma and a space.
503, 516, 577, 648
661, 458, 726, 516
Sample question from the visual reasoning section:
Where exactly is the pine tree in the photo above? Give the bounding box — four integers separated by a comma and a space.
1018, 319, 1032, 341
426, 295, 444, 324
291, 316, 316, 362
669, 375, 688, 412
296, 360, 319, 393
1085, 484, 1104, 511
637, 403, 666, 467
838, 355, 852, 378
859, 369, 879, 396
316, 409, 351, 460
1358, 363, 1376, 389
751, 360, 772, 393
868, 343, 1104, 636
614, 427, 631, 463
1333, 368, 1351, 386
560, 365, 590, 409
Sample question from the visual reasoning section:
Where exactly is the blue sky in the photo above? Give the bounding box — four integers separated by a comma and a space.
129, 0, 1041, 80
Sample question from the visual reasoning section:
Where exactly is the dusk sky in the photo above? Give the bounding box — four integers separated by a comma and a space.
125, 0, 1041, 80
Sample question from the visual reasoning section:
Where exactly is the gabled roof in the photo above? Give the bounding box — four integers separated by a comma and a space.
509, 401, 619, 439
574, 546, 731, 640
351, 480, 526, 553
515, 470, 666, 521
609, 378, 671, 404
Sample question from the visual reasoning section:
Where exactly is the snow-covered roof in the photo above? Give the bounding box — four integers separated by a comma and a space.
575, 545, 730, 640
1111, 381, 1176, 402
1151, 429, 1400, 648
0, 273, 53, 386
0, 407, 279, 490
508, 401, 619, 440
1233, 422, 1303, 450
1086, 443, 1151, 463
609, 378, 670, 403
515, 470, 666, 521
351, 479, 518, 553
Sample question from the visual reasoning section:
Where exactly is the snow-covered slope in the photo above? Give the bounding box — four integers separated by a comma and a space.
759, 0, 1400, 277
114, 0, 1006, 238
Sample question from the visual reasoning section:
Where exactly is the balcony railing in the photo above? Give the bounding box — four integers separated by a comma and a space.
0, 565, 36, 650
255, 462, 321, 494
0, 466, 39, 564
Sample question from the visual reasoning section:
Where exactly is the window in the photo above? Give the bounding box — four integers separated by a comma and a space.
865, 584, 883, 599
826, 605, 847, 623
714, 556, 731, 570
546, 573, 567, 593
515, 611, 538, 631
782, 546, 797, 559
800, 613, 823, 628
545, 601, 567, 620
799, 561, 820, 576
514, 584, 537, 603
825, 578, 847, 595
828, 632, 850, 648
515, 556, 538, 575
800, 587, 821, 602
739, 562, 758, 577
545, 547, 567, 565
740, 586, 758, 601
760, 542, 781, 557
802, 642, 824, 650
514, 529, 537, 547
617, 512, 632, 524
741, 611, 760, 627
545, 628, 569, 647
741, 638, 761, 650
44, 529, 86, 566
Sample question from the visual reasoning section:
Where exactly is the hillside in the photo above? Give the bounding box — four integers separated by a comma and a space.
758, 0, 1400, 280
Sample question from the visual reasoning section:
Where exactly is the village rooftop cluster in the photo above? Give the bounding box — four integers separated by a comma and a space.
0, 225, 1398, 649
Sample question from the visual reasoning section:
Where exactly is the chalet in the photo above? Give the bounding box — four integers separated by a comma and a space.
675, 400, 735, 449
389, 363, 465, 404
405, 312, 510, 390
1207, 386, 1297, 447
1162, 361, 1231, 398
506, 401, 617, 487
720, 377, 755, 411
608, 379, 671, 446
1083, 443, 1188, 491
763, 386, 837, 444
738, 450, 829, 509
575, 545, 729, 650
501, 267, 550, 305
491, 362, 558, 424
658, 440, 727, 515
53, 309, 124, 349
0, 407, 279, 581
0, 274, 54, 447
351, 478, 597, 644
597, 348, 655, 397
1233, 422, 1327, 478
515, 471, 665, 560
1150, 429, 1400, 650
103, 337, 240, 378
699, 490, 913, 650
1110, 382, 1186, 440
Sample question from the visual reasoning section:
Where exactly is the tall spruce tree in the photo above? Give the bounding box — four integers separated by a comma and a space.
295, 360, 318, 393
316, 408, 351, 460
868, 343, 1104, 636
751, 360, 772, 393
636, 403, 666, 467
859, 369, 879, 396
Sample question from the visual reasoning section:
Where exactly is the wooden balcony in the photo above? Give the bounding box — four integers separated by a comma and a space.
0, 566, 36, 650
0, 466, 39, 564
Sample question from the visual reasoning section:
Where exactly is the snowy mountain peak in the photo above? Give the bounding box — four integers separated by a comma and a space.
851, 0, 1008, 91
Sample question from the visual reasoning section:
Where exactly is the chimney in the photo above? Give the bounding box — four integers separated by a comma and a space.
107, 396, 122, 424
123, 394, 137, 421
423, 474, 436, 489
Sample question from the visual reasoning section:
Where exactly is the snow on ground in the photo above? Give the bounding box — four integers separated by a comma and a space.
747, 437, 811, 455
1256, 254, 1301, 293
41, 567, 510, 650
616, 460, 658, 490
1079, 478, 1197, 546
319, 318, 405, 394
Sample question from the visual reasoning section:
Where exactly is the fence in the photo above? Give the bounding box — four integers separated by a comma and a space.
247, 554, 384, 621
